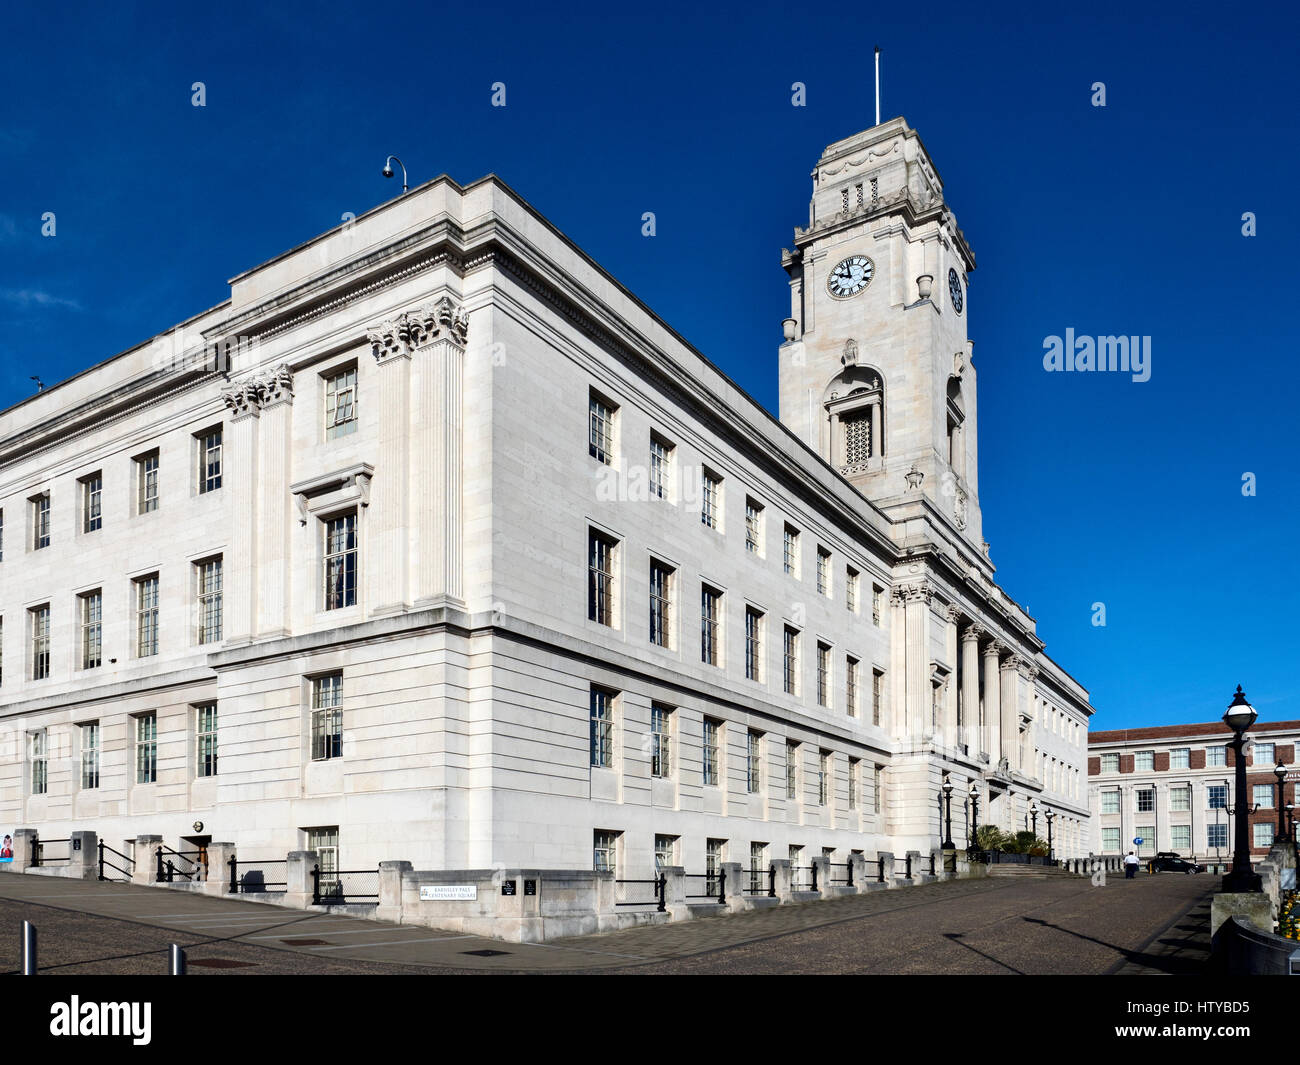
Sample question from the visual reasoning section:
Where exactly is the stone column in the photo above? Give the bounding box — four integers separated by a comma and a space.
1001, 656, 1021, 773
943, 606, 960, 750
901, 584, 932, 746
256, 366, 294, 638
810, 854, 831, 895
378, 860, 412, 923
203, 843, 236, 897
982, 640, 1003, 762
8, 829, 36, 874
133, 835, 162, 884
286, 850, 319, 908
771, 859, 793, 902
367, 327, 413, 615
221, 381, 262, 643
961, 624, 982, 755
721, 861, 746, 911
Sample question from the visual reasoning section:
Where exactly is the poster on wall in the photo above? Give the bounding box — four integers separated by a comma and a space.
0, 834, 13, 862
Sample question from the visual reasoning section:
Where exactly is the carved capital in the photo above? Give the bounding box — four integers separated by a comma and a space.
260, 363, 294, 409
222, 380, 263, 420
892, 581, 934, 606
945, 604, 963, 624
369, 296, 469, 364
982, 639, 1004, 658
221, 364, 294, 417
1001, 654, 1024, 673
961, 622, 984, 643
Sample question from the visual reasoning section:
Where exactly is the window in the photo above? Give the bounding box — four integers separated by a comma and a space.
1207, 784, 1228, 810
744, 498, 763, 554
590, 687, 615, 769
746, 731, 762, 794
1134, 750, 1154, 772
871, 584, 883, 627
700, 585, 721, 666
1100, 753, 1119, 773
846, 567, 859, 613
308, 827, 339, 884
1136, 829, 1155, 856
650, 705, 671, 778
30, 731, 47, 795
1207, 823, 1228, 849
1206, 746, 1227, 768
783, 525, 799, 577
136, 451, 160, 514
872, 668, 884, 726
198, 428, 223, 493
325, 367, 358, 439
649, 434, 672, 499
786, 741, 798, 799
705, 839, 724, 896
1170, 748, 1189, 770
848, 758, 859, 809
311, 673, 344, 761
81, 473, 102, 533
816, 547, 831, 596
1253, 783, 1275, 809
818, 751, 830, 806
80, 590, 102, 670
873, 765, 882, 812
32, 492, 51, 549
135, 575, 159, 657
196, 557, 223, 644
196, 703, 218, 777
654, 835, 677, 872
649, 559, 672, 647
1169, 786, 1191, 812
323, 512, 358, 610
1101, 827, 1121, 852
749, 843, 766, 891
80, 723, 100, 789
1101, 790, 1120, 814
1253, 741, 1275, 765
1170, 825, 1191, 851
744, 606, 763, 682
702, 718, 720, 786
588, 392, 615, 464
588, 529, 617, 627
1136, 788, 1155, 813
593, 830, 618, 874
816, 642, 831, 708
1253, 823, 1274, 848
782, 626, 799, 696
700, 469, 721, 529
30, 604, 51, 680
135, 713, 157, 784
846, 656, 859, 717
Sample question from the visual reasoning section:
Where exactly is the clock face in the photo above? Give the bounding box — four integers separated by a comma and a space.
827, 255, 874, 299
949, 268, 964, 314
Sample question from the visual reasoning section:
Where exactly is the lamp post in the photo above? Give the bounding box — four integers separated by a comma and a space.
1286, 802, 1296, 842
1029, 799, 1039, 838
941, 776, 955, 849
382, 155, 409, 193
1274, 763, 1288, 840
1222, 685, 1263, 893
1045, 809, 1055, 861
968, 782, 980, 853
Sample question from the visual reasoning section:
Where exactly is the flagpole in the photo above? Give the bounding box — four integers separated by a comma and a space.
874, 46, 881, 126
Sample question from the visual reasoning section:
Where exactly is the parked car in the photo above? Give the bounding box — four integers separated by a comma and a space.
1148, 853, 1205, 874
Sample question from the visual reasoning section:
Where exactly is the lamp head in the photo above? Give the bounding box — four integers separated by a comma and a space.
382, 164, 394, 178
1275, 762, 1288, 782
968, 781, 979, 797
1223, 685, 1256, 734
942, 777, 953, 796
1045, 809, 1055, 822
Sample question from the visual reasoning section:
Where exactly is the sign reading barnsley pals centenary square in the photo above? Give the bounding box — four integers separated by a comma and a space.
420, 885, 477, 901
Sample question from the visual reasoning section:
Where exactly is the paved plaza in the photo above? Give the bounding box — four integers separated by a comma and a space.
0, 871, 1213, 975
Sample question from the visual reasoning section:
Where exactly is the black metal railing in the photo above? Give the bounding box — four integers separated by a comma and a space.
312, 867, 380, 905
982, 851, 1058, 866
829, 862, 855, 887
228, 856, 289, 894
928, 853, 937, 876
97, 842, 134, 882
684, 869, 726, 904
791, 865, 819, 892
894, 856, 913, 879
156, 846, 205, 883
744, 865, 776, 897
31, 837, 72, 868
615, 875, 666, 911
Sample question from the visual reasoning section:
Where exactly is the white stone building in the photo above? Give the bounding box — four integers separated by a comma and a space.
0, 117, 1093, 879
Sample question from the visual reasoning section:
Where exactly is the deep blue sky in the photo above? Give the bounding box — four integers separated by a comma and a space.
2, 2, 1297, 731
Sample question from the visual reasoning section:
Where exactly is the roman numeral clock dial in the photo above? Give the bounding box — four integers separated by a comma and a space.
827, 255, 874, 299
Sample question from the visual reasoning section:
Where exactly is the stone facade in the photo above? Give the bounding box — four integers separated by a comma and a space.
0, 118, 1093, 880
1088, 719, 1298, 860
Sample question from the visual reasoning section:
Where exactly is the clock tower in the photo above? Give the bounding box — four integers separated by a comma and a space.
778, 118, 984, 552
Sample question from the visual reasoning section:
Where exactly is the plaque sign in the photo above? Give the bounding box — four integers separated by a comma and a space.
421, 884, 477, 901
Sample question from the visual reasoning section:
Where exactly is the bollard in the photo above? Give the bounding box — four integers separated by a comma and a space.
21, 920, 37, 975
169, 944, 186, 975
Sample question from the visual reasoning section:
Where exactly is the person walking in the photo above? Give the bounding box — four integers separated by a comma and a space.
1124, 851, 1140, 879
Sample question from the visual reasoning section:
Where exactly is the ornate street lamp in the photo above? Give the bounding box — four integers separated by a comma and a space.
1029, 799, 1039, 838
941, 776, 955, 849
1274, 763, 1289, 840
1045, 808, 1055, 861
968, 781, 980, 853
1222, 685, 1263, 893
